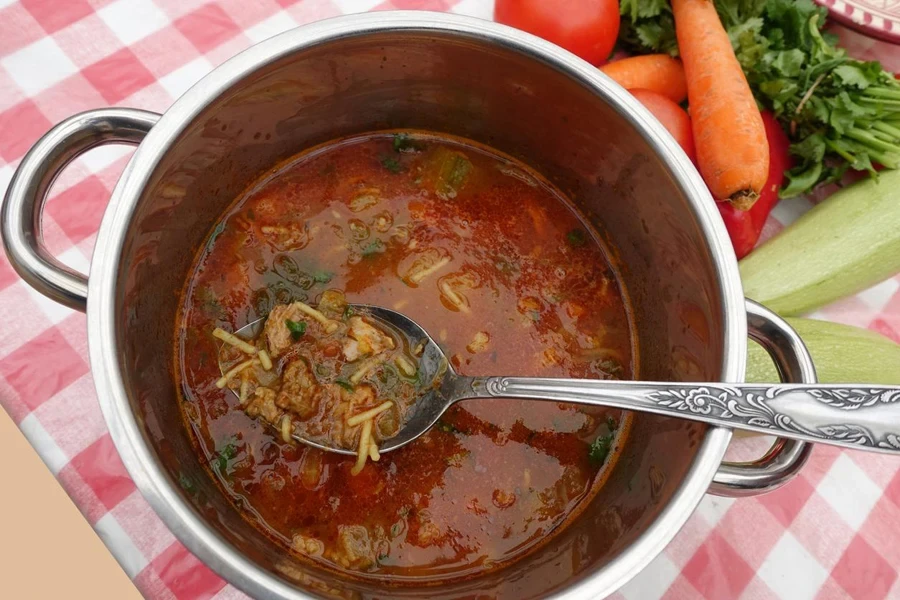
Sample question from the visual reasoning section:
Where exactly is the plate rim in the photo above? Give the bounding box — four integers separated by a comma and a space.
817, 0, 900, 45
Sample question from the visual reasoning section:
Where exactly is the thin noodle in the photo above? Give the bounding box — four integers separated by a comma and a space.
347, 401, 393, 426
350, 420, 372, 476
395, 355, 416, 377
258, 349, 273, 370
294, 301, 340, 333
239, 371, 250, 405
281, 415, 292, 443
213, 328, 257, 355
216, 358, 256, 388
349, 357, 381, 384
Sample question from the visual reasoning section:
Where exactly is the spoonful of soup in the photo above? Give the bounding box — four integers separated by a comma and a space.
218, 295, 900, 472
214, 291, 436, 475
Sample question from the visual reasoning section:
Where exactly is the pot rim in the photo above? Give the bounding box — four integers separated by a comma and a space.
87, 11, 744, 599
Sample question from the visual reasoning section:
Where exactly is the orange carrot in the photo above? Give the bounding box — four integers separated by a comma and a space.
671, 0, 768, 208
600, 55, 688, 103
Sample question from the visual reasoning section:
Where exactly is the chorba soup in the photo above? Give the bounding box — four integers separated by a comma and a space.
176, 131, 636, 582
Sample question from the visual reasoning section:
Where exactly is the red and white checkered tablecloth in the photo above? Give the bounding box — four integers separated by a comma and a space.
1, 1, 899, 598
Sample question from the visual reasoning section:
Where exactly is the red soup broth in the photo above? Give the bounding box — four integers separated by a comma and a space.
176, 131, 636, 582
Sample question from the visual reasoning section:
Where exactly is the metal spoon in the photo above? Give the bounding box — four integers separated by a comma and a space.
222, 305, 900, 456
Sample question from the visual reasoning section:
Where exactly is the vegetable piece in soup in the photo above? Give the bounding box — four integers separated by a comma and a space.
176, 131, 635, 581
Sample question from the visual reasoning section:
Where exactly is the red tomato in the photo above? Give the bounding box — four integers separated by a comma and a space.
495, 0, 620, 66
629, 88, 696, 163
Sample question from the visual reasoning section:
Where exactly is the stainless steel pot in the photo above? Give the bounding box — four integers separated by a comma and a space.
2, 12, 815, 599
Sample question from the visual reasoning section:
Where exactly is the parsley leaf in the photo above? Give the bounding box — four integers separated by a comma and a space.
361, 238, 385, 257
313, 271, 333, 284
589, 415, 621, 466
381, 156, 402, 173
566, 228, 587, 247
213, 438, 240, 476
589, 433, 615, 466
392, 133, 421, 153
285, 319, 306, 340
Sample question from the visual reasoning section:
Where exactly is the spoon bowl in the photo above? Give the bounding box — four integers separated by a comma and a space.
222, 304, 900, 457
219, 304, 454, 455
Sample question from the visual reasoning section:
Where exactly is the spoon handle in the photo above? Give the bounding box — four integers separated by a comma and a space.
466, 378, 900, 454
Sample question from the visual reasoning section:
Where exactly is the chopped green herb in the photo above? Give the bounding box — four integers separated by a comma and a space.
361, 238, 386, 257
342, 305, 355, 320
178, 472, 196, 494
381, 156, 402, 173
392, 133, 421, 153
434, 150, 472, 199
566, 228, 587, 247
589, 433, 615, 466
285, 319, 307, 340
390, 522, 403, 537
214, 439, 239, 475
335, 378, 354, 392
313, 271, 333, 284
221, 441, 238, 460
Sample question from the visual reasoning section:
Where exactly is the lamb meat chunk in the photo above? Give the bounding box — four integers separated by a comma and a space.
245, 387, 282, 424
342, 316, 394, 361
264, 304, 304, 357
276, 359, 320, 419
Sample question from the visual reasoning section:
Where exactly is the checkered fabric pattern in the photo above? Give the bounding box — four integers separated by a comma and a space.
1, 1, 899, 598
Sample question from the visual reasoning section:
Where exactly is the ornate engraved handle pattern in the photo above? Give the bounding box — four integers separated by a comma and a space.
465, 378, 900, 453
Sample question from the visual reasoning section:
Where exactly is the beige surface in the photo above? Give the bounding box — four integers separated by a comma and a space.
0, 406, 141, 599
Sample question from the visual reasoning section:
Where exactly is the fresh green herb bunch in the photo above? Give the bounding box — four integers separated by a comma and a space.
620, 0, 900, 197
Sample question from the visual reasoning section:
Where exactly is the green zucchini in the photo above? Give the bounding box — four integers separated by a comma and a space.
747, 318, 900, 384
740, 169, 900, 316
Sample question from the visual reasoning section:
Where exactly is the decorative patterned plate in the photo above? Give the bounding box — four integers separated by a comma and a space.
816, 0, 900, 44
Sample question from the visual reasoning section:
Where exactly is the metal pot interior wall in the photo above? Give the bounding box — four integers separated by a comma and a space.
115, 30, 724, 598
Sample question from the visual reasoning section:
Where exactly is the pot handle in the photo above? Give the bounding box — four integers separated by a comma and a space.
1, 108, 160, 312
708, 300, 815, 497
